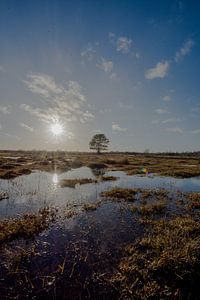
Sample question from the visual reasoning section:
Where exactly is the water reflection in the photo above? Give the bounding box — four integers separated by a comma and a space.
0, 167, 200, 219
52, 173, 58, 185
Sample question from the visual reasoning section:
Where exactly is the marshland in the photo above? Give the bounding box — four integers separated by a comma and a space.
0, 150, 200, 299
1, 1, 200, 298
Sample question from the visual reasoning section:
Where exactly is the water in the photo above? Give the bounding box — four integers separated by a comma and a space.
0, 167, 199, 218
0, 167, 200, 298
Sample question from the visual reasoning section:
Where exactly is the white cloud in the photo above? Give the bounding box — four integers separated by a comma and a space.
116, 36, 132, 53
112, 122, 127, 132
191, 129, 200, 134
109, 33, 133, 54
0, 105, 12, 114
21, 73, 94, 124
20, 122, 34, 132
163, 95, 171, 102
96, 58, 113, 73
23, 73, 63, 98
145, 61, 170, 80
155, 108, 168, 114
81, 44, 96, 61
175, 39, 194, 62
166, 127, 183, 133
0, 65, 4, 72
162, 118, 182, 124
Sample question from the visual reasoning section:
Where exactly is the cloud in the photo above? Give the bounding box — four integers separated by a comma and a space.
191, 129, 200, 134
175, 39, 194, 62
112, 122, 127, 132
162, 118, 182, 124
166, 127, 183, 133
163, 95, 171, 102
0, 123, 2, 129
23, 73, 62, 98
116, 36, 132, 53
20, 122, 34, 132
21, 73, 94, 124
145, 61, 170, 79
109, 33, 132, 54
155, 108, 168, 114
96, 58, 113, 73
81, 44, 96, 61
0, 105, 12, 114
0, 65, 4, 72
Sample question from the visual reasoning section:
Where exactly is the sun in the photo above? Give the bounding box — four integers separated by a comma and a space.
50, 122, 64, 136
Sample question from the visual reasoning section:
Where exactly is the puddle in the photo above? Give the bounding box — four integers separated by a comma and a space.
0, 167, 199, 219
0, 167, 200, 298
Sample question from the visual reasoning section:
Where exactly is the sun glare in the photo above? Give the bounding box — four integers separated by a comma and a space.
50, 122, 64, 136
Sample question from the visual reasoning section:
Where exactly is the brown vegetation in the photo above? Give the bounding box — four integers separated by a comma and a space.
111, 215, 200, 299
101, 188, 139, 202
0, 208, 55, 244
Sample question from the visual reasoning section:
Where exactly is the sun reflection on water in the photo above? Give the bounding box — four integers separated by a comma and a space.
52, 173, 58, 185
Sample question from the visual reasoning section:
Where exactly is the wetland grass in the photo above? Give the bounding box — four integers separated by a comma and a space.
101, 187, 139, 202
0, 207, 55, 244
111, 215, 200, 299
60, 178, 97, 188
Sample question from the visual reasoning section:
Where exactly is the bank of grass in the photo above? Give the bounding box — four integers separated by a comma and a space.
0, 208, 55, 244
187, 192, 200, 210
101, 187, 139, 202
130, 200, 167, 215
111, 215, 200, 299
101, 175, 118, 181
83, 202, 100, 211
60, 178, 97, 188
1, 152, 200, 179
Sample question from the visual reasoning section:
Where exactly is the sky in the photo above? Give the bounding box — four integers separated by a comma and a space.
0, 0, 200, 152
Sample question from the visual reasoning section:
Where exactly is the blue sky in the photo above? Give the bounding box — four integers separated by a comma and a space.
0, 0, 199, 151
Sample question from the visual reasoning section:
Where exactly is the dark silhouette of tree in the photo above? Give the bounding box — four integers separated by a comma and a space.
89, 134, 109, 154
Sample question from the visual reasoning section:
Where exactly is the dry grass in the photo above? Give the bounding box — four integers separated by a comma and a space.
101, 188, 139, 202
83, 202, 100, 211
101, 175, 118, 181
0, 191, 9, 201
1, 151, 200, 179
111, 215, 200, 299
187, 192, 200, 210
0, 208, 55, 244
60, 178, 97, 188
